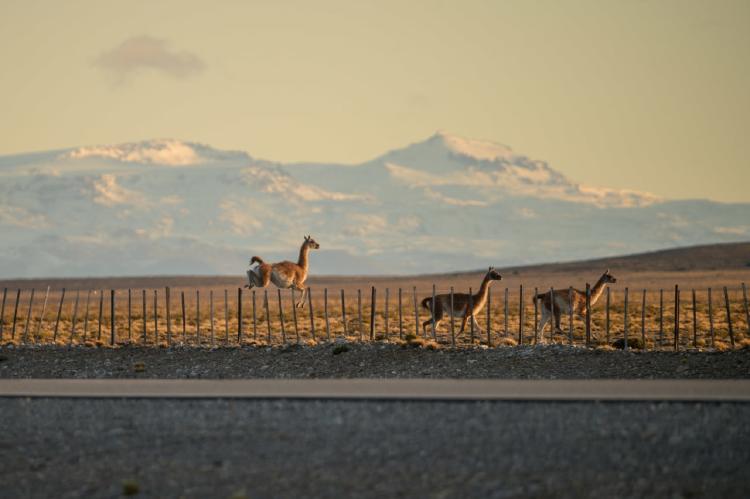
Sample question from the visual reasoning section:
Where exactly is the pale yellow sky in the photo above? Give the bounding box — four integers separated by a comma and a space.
1, 0, 748, 202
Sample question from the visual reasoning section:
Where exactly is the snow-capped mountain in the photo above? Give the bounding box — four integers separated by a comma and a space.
0, 133, 747, 277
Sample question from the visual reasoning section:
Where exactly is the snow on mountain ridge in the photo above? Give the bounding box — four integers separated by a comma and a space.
62, 139, 249, 166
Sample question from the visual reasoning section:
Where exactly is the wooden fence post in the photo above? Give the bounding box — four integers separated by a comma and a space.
504, 288, 509, 336
413, 286, 419, 338
533, 287, 539, 344
585, 284, 591, 346
691, 289, 697, 348
308, 288, 315, 340
127, 289, 132, 341
35, 286, 50, 342
550, 287, 556, 343
580, 286, 584, 345
11, 289, 21, 340
623, 287, 629, 351
53, 288, 66, 342
277, 288, 286, 344
238, 288, 243, 344
67, 290, 78, 345
224, 289, 229, 345
264, 290, 271, 344
252, 290, 257, 341
673, 285, 679, 351
450, 287, 455, 347
708, 288, 714, 348
357, 289, 363, 340
110, 289, 115, 346
369, 286, 376, 341
291, 289, 300, 344
82, 290, 91, 344
742, 283, 750, 336
195, 290, 200, 345
518, 285, 524, 345
487, 287, 492, 347
384, 288, 390, 340
153, 290, 158, 344
210, 290, 215, 347
324, 288, 331, 340
659, 289, 664, 347
469, 288, 475, 343
142, 289, 147, 344
23, 289, 35, 343
430, 284, 436, 340
166, 287, 171, 347
340, 289, 347, 337
398, 288, 403, 340
0, 287, 6, 341
641, 289, 647, 347
724, 286, 735, 348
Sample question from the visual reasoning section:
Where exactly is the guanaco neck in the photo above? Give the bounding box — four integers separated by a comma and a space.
297, 243, 310, 271
473, 274, 493, 305
589, 274, 609, 306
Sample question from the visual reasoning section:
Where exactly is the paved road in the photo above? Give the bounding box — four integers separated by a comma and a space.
1, 378, 749, 400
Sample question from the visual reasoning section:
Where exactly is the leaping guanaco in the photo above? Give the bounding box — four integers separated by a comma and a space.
245, 235, 320, 308
534, 269, 617, 340
421, 267, 503, 336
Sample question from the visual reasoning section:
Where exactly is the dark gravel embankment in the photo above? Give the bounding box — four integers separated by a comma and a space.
1, 343, 749, 379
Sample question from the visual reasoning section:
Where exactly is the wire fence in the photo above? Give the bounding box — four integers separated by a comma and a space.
0, 283, 748, 350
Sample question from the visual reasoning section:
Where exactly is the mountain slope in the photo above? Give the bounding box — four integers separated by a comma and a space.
0, 134, 748, 278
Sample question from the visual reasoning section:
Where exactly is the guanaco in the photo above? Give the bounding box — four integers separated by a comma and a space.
534, 269, 617, 340
421, 267, 503, 336
245, 235, 320, 308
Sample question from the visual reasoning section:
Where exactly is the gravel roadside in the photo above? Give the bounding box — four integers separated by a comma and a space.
1, 343, 749, 379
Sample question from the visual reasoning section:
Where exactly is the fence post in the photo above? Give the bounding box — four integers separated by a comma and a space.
35, 286, 50, 342
659, 289, 664, 348
153, 290, 158, 344
181, 291, 186, 343
67, 290, 78, 346
585, 284, 591, 346
358, 289, 363, 340
641, 289, 647, 347
238, 288, 243, 344
324, 288, 331, 340
340, 289, 347, 337
0, 288, 6, 341
110, 289, 115, 346
398, 288, 403, 340
724, 286, 735, 348
23, 289, 35, 344
550, 287, 556, 344
291, 289, 300, 344
195, 290, 200, 345
210, 290, 215, 347
10, 289, 21, 340
97, 290, 103, 342
264, 290, 271, 344
384, 288, 390, 340
369, 286, 376, 341
487, 287, 492, 347
166, 287, 171, 347
674, 285, 679, 351
224, 289, 229, 345
580, 286, 585, 345
413, 286, 419, 338
623, 287, 629, 351
708, 288, 714, 348
450, 287, 455, 347
252, 290, 257, 341
53, 288, 66, 342
142, 289, 147, 344
504, 288, 509, 336
469, 288, 475, 343
518, 285, 524, 345
742, 283, 749, 336
431, 284, 436, 340
127, 289, 132, 341
533, 287, 539, 344
277, 288, 286, 344
692, 289, 697, 348
308, 288, 315, 340
82, 290, 91, 344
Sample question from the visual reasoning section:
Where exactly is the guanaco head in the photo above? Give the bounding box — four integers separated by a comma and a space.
602, 268, 617, 284
486, 266, 502, 281
304, 235, 320, 250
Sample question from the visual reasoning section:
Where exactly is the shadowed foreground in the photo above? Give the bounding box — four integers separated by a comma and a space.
1, 398, 748, 498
